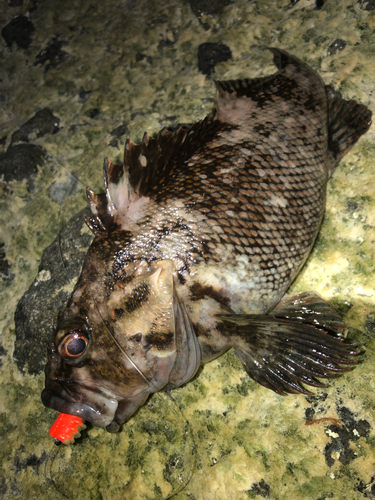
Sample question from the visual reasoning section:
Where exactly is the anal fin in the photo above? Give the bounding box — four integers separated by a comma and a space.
220, 292, 359, 396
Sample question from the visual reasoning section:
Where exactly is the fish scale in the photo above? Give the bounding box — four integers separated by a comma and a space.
146, 112, 327, 312
42, 48, 371, 433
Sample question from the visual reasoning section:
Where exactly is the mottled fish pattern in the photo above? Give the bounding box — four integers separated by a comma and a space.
42, 49, 372, 433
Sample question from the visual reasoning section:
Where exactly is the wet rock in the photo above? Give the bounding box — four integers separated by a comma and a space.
0, 243, 14, 282
198, 42, 232, 77
14, 451, 48, 474
14, 208, 93, 374
35, 37, 69, 72
110, 124, 129, 139
148, 14, 168, 26
358, 0, 375, 11
365, 312, 375, 332
356, 476, 375, 498
304, 392, 329, 422
323, 406, 370, 466
346, 199, 360, 212
11, 108, 60, 144
0, 477, 6, 497
78, 89, 92, 103
158, 30, 177, 50
315, 0, 326, 9
1, 14, 35, 50
328, 39, 347, 56
305, 407, 315, 421
0, 345, 8, 367
188, 0, 232, 17
248, 479, 271, 498
110, 124, 129, 148
136, 52, 153, 64
49, 173, 79, 204
0, 143, 46, 183
325, 85, 342, 100
86, 108, 100, 119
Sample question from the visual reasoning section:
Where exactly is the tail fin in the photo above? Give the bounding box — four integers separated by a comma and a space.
326, 92, 372, 176
221, 292, 359, 396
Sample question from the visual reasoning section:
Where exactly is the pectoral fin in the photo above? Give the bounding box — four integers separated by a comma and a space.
164, 294, 201, 390
271, 291, 346, 334
220, 292, 359, 396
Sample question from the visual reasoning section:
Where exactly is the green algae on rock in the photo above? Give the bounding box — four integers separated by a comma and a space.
44, 393, 195, 500
1, 0, 375, 499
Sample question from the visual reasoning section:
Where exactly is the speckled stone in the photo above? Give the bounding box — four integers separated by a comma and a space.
0, 0, 374, 499
14, 207, 93, 375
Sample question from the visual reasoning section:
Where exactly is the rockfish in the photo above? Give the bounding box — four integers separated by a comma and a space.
42, 49, 372, 433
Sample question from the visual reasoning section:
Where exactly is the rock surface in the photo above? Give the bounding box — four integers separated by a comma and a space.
1, 0, 374, 499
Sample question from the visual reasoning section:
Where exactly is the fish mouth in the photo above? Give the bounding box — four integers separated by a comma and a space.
41, 385, 118, 427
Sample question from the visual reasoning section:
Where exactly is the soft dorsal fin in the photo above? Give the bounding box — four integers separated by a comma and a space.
215, 74, 276, 98
326, 90, 372, 177
214, 47, 325, 126
215, 47, 315, 100
215, 47, 310, 99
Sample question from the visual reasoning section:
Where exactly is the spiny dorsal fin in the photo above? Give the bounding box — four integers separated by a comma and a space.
123, 126, 190, 196
85, 112, 224, 234
86, 186, 107, 216
85, 157, 125, 235
122, 110, 225, 197
326, 92, 372, 177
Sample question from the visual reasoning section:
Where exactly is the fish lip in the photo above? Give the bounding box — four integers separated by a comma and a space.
41, 387, 118, 427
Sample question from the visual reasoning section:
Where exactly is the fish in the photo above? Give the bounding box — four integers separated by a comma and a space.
41, 48, 372, 433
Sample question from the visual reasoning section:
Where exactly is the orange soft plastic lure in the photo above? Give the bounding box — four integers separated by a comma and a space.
49, 413, 86, 445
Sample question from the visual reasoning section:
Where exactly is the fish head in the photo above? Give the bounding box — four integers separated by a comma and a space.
41, 315, 150, 429
41, 231, 192, 429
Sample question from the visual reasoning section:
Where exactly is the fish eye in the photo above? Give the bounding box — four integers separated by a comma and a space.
58, 331, 89, 359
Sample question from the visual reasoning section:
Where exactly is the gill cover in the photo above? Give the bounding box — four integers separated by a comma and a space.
104, 259, 201, 393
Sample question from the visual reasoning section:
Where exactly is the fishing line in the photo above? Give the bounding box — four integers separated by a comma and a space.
93, 299, 154, 390
56, 135, 119, 280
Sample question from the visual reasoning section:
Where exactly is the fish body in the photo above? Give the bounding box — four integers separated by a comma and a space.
42, 49, 371, 432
